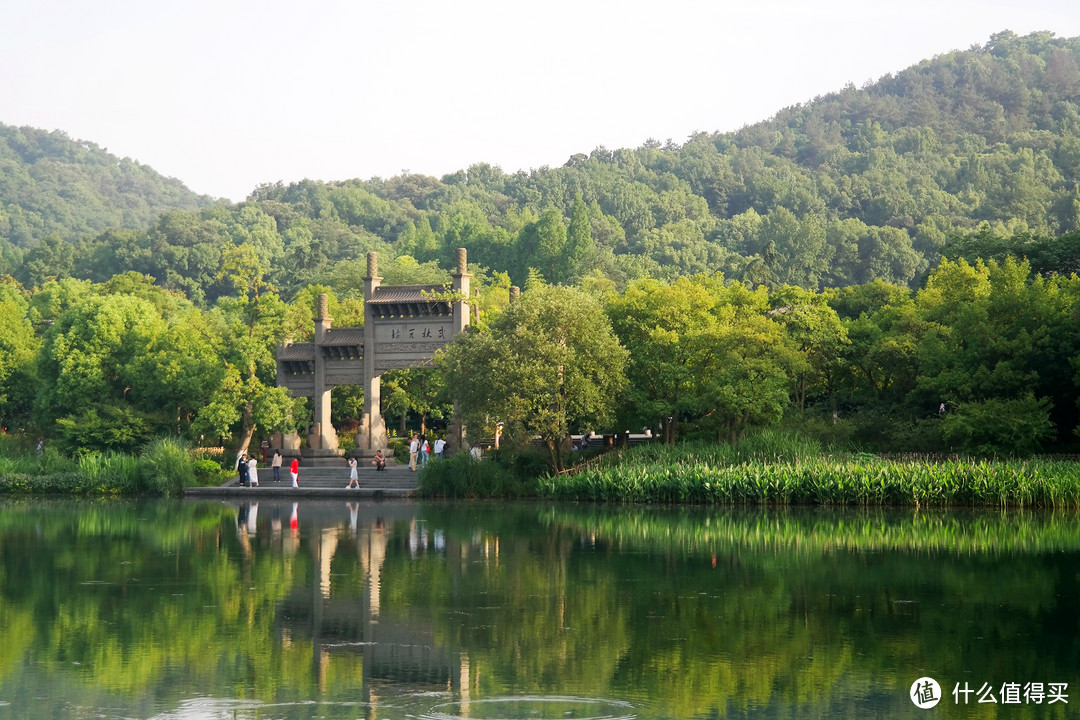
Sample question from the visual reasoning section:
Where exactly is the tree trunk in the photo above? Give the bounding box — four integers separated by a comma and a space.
545, 438, 565, 473
236, 423, 256, 459
236, 401, 256, 457
662, 417, 677, 444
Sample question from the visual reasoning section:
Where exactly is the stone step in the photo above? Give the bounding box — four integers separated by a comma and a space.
235, 465, 420, 489
188, 464, 420, 499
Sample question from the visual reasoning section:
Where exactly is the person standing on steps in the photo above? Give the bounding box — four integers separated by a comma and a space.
420, 436, 430, 468
247, 455, 259, 487
271, 449, 282, 482
433, 435, 446, 459
290, 457, 300, 488
237, 453, 248, 486
409, 433, 420, 471
346, 456, 359, 488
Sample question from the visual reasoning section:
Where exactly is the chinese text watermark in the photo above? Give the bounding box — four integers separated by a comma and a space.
910, 678, 1068, 708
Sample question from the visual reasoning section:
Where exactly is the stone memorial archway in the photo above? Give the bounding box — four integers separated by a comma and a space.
276, 249, 471, 460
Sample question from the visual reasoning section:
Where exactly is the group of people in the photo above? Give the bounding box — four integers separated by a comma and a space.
408, 434, 445, 471
239, 451, 300, 488
238, 434, 446, 488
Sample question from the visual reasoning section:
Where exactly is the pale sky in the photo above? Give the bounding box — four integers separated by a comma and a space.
2, 0, 1079, 202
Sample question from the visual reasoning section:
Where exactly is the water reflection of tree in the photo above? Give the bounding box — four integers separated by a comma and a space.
0, 502, 1078, 718
386, 504, 1080, 717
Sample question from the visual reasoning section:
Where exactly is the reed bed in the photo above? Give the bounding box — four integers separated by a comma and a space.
0, 436, 212, 496
543, 506, 1080, 556
541, 441, 1080, 508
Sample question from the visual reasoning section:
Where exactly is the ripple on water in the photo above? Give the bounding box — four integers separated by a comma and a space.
423, 696, 636, 720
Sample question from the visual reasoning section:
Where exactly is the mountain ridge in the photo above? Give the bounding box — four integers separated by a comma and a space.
0, 123, 214, 247
2, 30, 1079, 296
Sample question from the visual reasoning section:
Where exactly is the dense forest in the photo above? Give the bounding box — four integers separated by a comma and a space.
2, 30, 1078, 299
0, 125, 211, 246
2, 30, 1080, 458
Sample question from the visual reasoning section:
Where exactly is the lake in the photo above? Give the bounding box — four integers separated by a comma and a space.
0, 499, 1076, 719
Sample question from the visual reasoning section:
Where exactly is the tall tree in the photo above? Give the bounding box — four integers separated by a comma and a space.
606, 275, 724, 443
191, 246, 296, 456
769, 285, 850, 412
607, 276, 801, 442
0, 278, 38, 428
440, 283, 627, 470
560, 194, 595, 284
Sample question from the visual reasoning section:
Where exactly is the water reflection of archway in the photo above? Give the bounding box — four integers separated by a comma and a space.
236, 501, 464, 711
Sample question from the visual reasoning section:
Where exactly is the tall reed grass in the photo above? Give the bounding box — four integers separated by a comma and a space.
78, 452, 140, 494
542, 434, 1080, 508
138, 437, 197, 495
0, 435, 202, 496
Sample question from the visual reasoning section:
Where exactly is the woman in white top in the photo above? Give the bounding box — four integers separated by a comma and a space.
346, 456, 359, 488
247, 457, 259, 487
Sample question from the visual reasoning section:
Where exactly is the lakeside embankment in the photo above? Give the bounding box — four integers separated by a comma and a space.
5, 431, 1080, 507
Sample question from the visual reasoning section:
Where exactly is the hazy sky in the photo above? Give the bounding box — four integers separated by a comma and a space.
2, 1, 1079, 202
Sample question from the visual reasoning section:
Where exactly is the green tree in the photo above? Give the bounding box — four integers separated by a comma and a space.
769, 286, 850, 412
513, 209, 568, 286
759, 208, 830, 290
192, 251, 295, 455
17, 234, 73, 288
380, 367, 450, 437
828, 282, 925, 410
697, 286, 803, 441
941, 394, 1054, 456
440, 283, 627, 470
560, 194, 596, 284
607, 276, 800, 442
396, 214, 440, 262
606, 275, 726, 443
34, 293, 166, 426
0, 277, 38, 428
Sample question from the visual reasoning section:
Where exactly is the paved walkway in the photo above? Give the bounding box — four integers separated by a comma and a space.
184, 463, 421, 499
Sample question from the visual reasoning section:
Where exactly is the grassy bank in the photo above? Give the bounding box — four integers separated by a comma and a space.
540, 435, 1080, 508
0, 436, 229, 496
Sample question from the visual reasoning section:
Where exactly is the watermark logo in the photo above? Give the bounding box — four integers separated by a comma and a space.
911, 677, 942, 709
909, 678, 1068, 707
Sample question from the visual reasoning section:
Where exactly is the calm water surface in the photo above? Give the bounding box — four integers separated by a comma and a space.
0, 499, 1077, 719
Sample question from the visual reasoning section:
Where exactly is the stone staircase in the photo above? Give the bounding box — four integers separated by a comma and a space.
185, 461, 420, 498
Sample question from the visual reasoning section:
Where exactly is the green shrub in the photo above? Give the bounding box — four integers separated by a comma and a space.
0, 472, 86, 494
0, 454, 35, 475
138, 437, 196, 496
54, 406, 153, 456
881, 417, 947, 454
783, 412, 858, 452
418, 451, 536, 498
942, 394, 1054, 457
0, 434, 31, 458
192, 458, 228, 485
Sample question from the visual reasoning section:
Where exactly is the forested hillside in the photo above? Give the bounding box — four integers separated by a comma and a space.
3, 31, 1080, 457
2, 30, 1078, 299
0, 123, 211, 264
